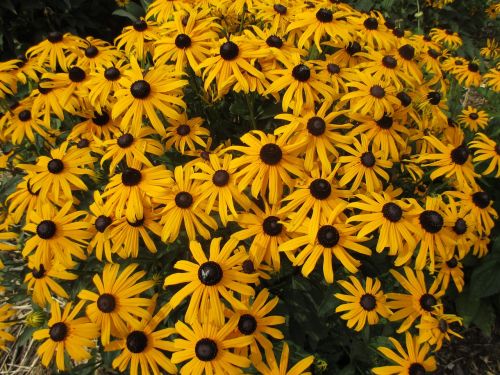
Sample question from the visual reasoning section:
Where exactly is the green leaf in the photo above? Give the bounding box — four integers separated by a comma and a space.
472, 301, 495, 336
126, 2, 146, 18
112, 9, 137, 21
455, 287, 480, 327
469, 253, 500, 298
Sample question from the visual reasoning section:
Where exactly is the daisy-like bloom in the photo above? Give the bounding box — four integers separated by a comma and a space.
335, 276, 392, 331
199, 35, 265, 96
33, 300, 99, 371
29, 83, 76, 127
0, 60, 18, 98
154, 8, 220, 73
254, 342, 314, 375
111, 204, 163, 258
480, 38, 499, 59
274, 104, 353, 171
69, 37, 123, 70
337, 135, 393, 192
12, 55, 45, 84
171, 314, 252, 374
280, 211, 371, 284
313, 58, 351, 95
19, 141, 96, 202
264, 55, 336, 115
228, 130, 304, 204
112, 57, 187, 137
484, 67, 500, 92
101, 127, 164, 174
286, 6, 351, 52
85, 60, 128, 114
23, 202, 91, 267
392, 43, 423, 84
78, 263, 155, 346
4, 104, 54, 145
442, 196, 476, 259
103, 160, 173, 222
469, 133, 500, 178
191, 153, 250, 226
418, 47, 444, 82
419, 134, 479, 190
386, 267, 444, 333
164, 114, 210, 154
347, 192, 419, 265
457, 106, 489, 131
372, 332, 437, 375
349, 12, 395, 50
232, 288, 285, 360
104, 300, 177, 375
278, 168, 349, 234
472, 235, 490, 258
157, 165, 217, 242
0, 304, 15, 351
87, 191, 116, 262
24, 259, 78, 306
7, 176, 45, 224
26, 32, 84, 70
454, 60, 482, 88
429, 28, 462, 50
417, 309, 462, 351
406, 196, 455, 271
434, 255, 464, 292
146, 0, 192, 23
348, 112, 409, 161
115, 18, 161, 61
68, 110, 121, 142
164, 238, 258, 326
446, 188, 497, 236
253, 1, 300, 34
231, 201, 292, 271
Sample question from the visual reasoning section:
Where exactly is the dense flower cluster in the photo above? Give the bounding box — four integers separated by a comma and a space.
0, 0, 499, 374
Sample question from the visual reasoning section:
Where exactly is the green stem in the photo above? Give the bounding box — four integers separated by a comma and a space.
245, 94, 257, 130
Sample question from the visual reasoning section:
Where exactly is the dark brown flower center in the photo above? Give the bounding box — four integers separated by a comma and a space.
85, 45, 99, 58
77, 138, 90, 148
273, 4, 287, 14
175, 33, 192, 49
317, 225, 340, 248
68, 67, 86, 82
198, 261, 223, 285
450, 145, 469, 165
195, 338, 218, 361
93, 111, 110, 126
104, 67, 121, 81
409, 363, 426, 375
309, 178, 331, 200
262, 216, 283, 236
397, 92, 412, 107
363, 17, 378, 30
127, 217, 145, 227
238, 314, 257, 335
47, 32, 63, 43
453, 218, 467, 235
419, 293, 437, 312
117, 133, 134, 148
266, 35, 283, 48
122, 168, 142, 186
376, 115, 393, 129
468, 113, 479, 120
260, 143, 282, 165
175, 192, 193, 208
382, 56, 397, 69
382, 202, 403, 222
370, 85, 385, 98
398, 44, 415, 60
32, 265, 46, 279
393, 28, 405, 38
176, 124, 191, 136
220, 41, 239, 61
427, 91, 441, 105
18, 110, 31, 122
346, 42, 361, 55
316, 8, 333, 23
360, 294, 376, 311
472, 191, 490, 208
48, 158, 64, 174
242, 259, 255, 273
97, 293, 116, 313
446, 257, 458, 268
468, 63, 479, 72
130, 80, 151, 99
95, 215, 112, 232
327, 63, 341, 74
126, 331, 148, 353
212, 170, 230, 187
307, 116, 326, 136
419, 210, 443, 233
292, 64, 311, 82
133, 19, 148, 31
361, 152, 376, 167
49, 322, 68, 342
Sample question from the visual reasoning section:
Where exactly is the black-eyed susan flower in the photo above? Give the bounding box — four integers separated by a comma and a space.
33, 300, 99, 371
254, 341, 314, 375
442, 196, 476, 259
171, 314, 252, 374
154, 8, 220, 73
253, 1, 299, 34
7, 176, 45, 224
4, 104, 54, 145
278, 168, 349, 234
104, 301, 177, 375
434, 255, 464, 292
337, 135, 393, 192
232, 288, 285, 359
157, 165, 217, 242
23, 202, 91, 267
87, 191, 116, 262
146, 0, 192, 23
24, 259, 78, 307
373, 332, 437, 375
191, 153, 251, 226
229, 130, 304, 204
12, 55, 45, 84
26, 32, 84, 70
70, 37, 123, 70
347, 192, 419, 264
429, 28, 462, 50
454, 60, 482, 88
164, 238, 258, 326
199, 35, 265, 96
68, 109, 121, 142
393, 43, 423, 84
419, 134, 478, 190
313, 57, 351, 94
469, 133, 500, 177
484, 67, 500, 92
386, 267, 444, 333
275, 104, 353, 171
0, 304, 15, 351
103, 160, 173, 222
265, 55, 335, 115
342, 72, 400, 120
232, 200, 294, 271
280, 211, 371, 284
101, 127, 164, 174
349, 11, 395, 50
0, 60, 19, 98
112, 57, 187, 137
19, 141, 96, 202
164, 113, 210, 154
29, 83, 75, 126
115, 18, 161, 61
406, 196, 454, 271
78, 263, 155, 345
417, 309, 462, 350
40, 65, 90, 111
335, 276, 391, 331
446, 188, 497, 236
457, 106, 489, 131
